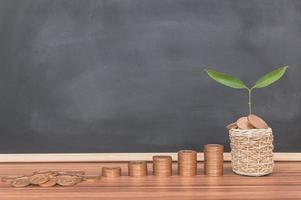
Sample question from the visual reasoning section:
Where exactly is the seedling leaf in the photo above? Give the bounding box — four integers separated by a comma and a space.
204, 69, 247, 89
253, 66, 288, 89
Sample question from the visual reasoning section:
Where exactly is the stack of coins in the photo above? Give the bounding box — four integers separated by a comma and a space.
152, 156, 172, 177
204, 144, 224, 176
128, 161, 148, 177
178, 150, 197, 176
102, 167, 122, 178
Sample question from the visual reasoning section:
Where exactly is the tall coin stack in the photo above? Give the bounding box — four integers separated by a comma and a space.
102, 167, 122, 178
128, 161, 148, 177
204, 144, 224, 176
152, 156, 172, 177
178, 150, 197, 176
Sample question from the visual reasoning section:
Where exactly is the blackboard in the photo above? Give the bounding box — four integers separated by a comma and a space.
0, 0, 300, 153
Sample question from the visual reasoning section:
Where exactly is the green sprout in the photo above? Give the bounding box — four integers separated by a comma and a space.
205, 66, 288, 115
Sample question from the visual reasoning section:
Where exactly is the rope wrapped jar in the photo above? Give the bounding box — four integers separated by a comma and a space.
229, 128, 274, 176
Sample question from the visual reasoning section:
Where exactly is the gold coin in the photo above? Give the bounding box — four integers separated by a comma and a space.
226, 122, 238, 130
248, 114, 269, 129
11, 177, 30, 188
72, 175, 83, 183
204, 144, 224, 151
236, 116, 254, 129
153, 155, 172, 162
56, 175, 76, 186
29, 174, 49, 185
1, 176, 23, 184
39, 177, 57, 187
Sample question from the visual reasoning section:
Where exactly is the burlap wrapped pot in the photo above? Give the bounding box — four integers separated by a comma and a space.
229, 128, 274, 176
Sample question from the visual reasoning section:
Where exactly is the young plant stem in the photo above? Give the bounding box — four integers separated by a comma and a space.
248, 88, 252, 115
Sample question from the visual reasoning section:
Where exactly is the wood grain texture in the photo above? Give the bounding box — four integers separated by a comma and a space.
0, 152, 301, 162
0, 162, 301, 199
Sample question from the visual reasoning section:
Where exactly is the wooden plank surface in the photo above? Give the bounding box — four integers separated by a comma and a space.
0, 162, 300, 199
0, 152, 301, 162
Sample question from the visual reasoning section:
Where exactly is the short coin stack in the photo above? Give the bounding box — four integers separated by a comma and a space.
178, 150, 197, 176
152, 156, 172, 176
102, 167, 122, 178
204, 144, 224, 176
128, 161, 148, 177
1, 170, 100, 187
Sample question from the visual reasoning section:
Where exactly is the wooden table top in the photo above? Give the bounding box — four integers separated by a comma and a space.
0, 161, 300, 200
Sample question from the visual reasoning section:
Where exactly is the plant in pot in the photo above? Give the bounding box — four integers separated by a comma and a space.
205, 66, 288, 176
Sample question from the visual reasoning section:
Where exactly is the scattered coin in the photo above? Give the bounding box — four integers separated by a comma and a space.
248, 114, 269, 129
1, 170, 97, 187
236, 117, 255, 130
56, 175, 77, 186
11, 177, 30, 188
1, 176, 23, 184
72, 175, 83, 184
29, 174, 49, 185
39, 177, 57, 187
226, 122, 238, 130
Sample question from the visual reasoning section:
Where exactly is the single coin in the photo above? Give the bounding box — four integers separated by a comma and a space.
11, 177, 30, 188
39, 177, 57, 187
204, 144, 224, 151
56, 175, 77, 186
226, 122, 238, 130
29, 174, 49, 185
236, 117, 254, 129
153, 155, 172, 162
248, 114, 269, 129
72, 175, 83, 184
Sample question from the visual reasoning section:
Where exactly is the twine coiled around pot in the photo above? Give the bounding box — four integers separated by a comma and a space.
229, 128, 274, 176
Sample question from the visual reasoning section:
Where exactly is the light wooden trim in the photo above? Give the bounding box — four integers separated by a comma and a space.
0, 152, 300, 163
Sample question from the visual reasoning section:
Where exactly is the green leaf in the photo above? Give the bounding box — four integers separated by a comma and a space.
204, 69, 247, 89
253, 66, 288, 89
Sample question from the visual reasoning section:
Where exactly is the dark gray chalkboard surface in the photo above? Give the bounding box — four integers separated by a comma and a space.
0, 0, 300, 153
